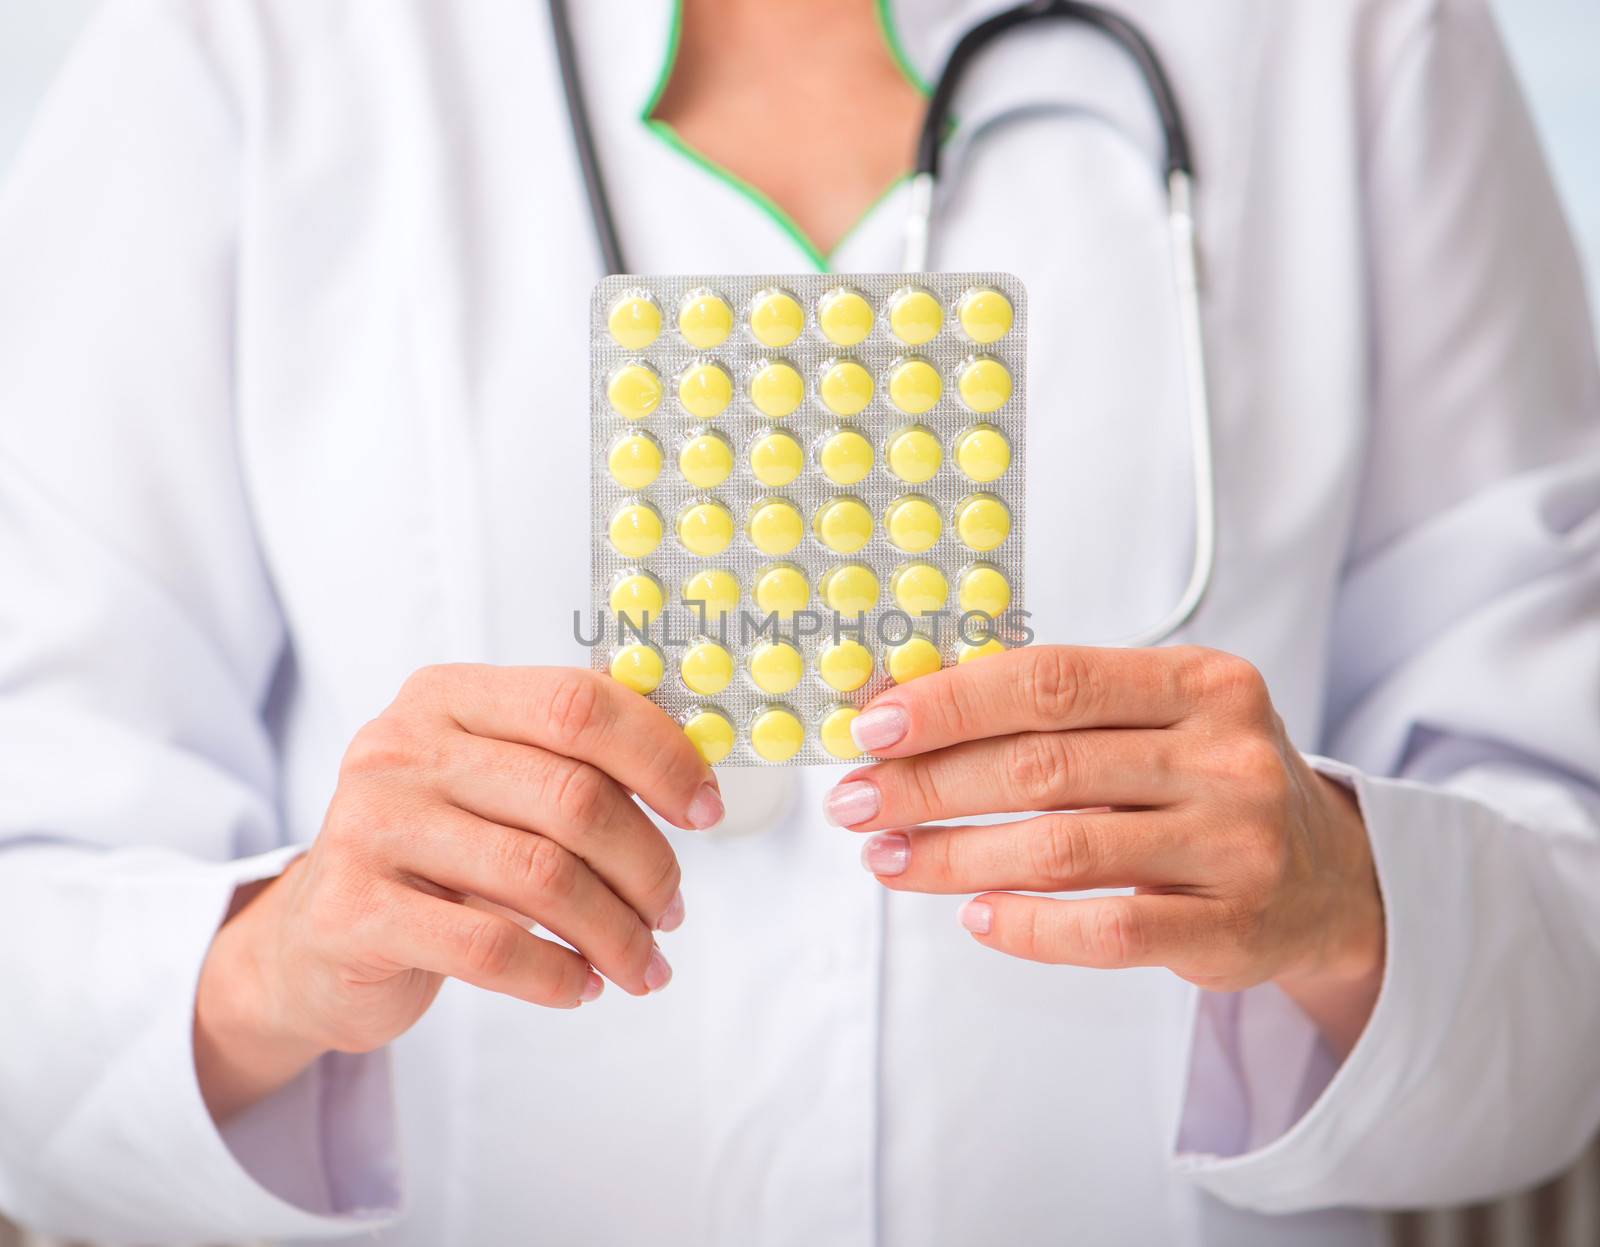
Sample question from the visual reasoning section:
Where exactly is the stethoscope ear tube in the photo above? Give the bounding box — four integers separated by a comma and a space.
906, 4, 1214, 648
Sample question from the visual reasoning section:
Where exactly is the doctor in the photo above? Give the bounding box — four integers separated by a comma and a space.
1, 0, 1598, 1244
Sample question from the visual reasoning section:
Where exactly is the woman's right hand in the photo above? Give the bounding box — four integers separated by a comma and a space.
194, 664, 724, 1120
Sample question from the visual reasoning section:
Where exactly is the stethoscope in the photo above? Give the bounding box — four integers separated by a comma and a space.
547, 0, 1216, 651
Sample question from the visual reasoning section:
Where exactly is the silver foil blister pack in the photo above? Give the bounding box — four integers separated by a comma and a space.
589, 273, 1027, 766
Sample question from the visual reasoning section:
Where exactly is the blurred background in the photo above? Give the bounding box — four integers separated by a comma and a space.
0, 2, 1595, 1246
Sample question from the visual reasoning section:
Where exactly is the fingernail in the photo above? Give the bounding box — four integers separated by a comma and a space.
825, 780, 881, 827
644, 946, 673, 993
657, 889, 686, 933
851, 706, 908, 752
687, 783, 725, 831
960, 900, 993, 935
580, 970, 604, 1003
861, 832, 910, 876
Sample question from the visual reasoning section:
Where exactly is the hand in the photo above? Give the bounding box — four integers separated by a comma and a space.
195, 665, 723, 1120
827, 646, 1384, 1054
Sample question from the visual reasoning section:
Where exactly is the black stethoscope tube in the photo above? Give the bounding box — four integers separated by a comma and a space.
914, 0, 1193, 181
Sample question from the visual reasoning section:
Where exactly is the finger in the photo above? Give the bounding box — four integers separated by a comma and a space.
848, 645, 1208, 758
375, 885, 601, 1008
432, 735, 681, 928
395, 810, 670, 996
404, 665, 723, 831
859, 810, 1193, 894
826, 729, 1181, 830
957, 891, 1213, 969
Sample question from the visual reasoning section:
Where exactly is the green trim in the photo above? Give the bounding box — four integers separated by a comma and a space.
639, 0, 685, 121
638, 0, 926, 271
646, 119, 831, 271
874, 0, 932, 96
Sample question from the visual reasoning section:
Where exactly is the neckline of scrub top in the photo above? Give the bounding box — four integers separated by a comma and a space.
561, 0, 1003, 273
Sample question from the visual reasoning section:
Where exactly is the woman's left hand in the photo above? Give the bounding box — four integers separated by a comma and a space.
827, 646, 1385, 1055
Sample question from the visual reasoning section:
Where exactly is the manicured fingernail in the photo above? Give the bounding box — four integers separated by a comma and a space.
580, 970, 604, 1003
687, 783, 725, 831
825, 780, 881, 827
658, 889, 686, 933
644, 946, 673, 992
851, 706, 909, 752
861, 832, 910, 876
960, 900, 993, 935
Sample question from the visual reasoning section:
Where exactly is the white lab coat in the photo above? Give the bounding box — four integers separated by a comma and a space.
1, 0, 1597, 1244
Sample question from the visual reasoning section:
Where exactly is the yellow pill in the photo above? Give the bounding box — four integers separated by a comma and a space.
958, 637, 1006, 664
683, 568, 741, 620
753, 564, 811, 617
749, 288, 805, 348
818, 639, 875, 692
820, 563, 881, 614
814, 496, 874, 555
608, 293, 663, 350
884, 495, 942, 554
886, 425, 943, 483
678, 290, 734, 349
955, 493, 1012, 552
608, 363, 664, 421
610, 644, 665, 695
684, 708, 736, 765
817, 287, 874, 346
958, 286, 1014, 344
820, 706, 864, 761
749, 360, 805, 419
678, 431, 734, 488
678, 362, 734, 419
958, 357, 1013, 414
891, 562, 949, 615
608, 432, 663, 490
955, 423, 1012, 483
750, 706, 805, 763
747, 498, 804, 556
819, 360, 874, 417
887, 358, 943, 416
887, 636, 942, 684
819, 428, 875, 485
609, 572, 664, 627
748, 641, 804, 695
680, 641, 734, 696
678, 501, 735, 556
749, 429, 804, 487
958, 565, 1012, 617
888, 287, 944, 346
609, 502, 663, 558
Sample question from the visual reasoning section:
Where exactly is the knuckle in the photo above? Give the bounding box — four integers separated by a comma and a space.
341, 717, 420, 778
1228, 735, 1290, 798
518, 834, 576, 901
1028, 647, 1094, 723
1031, 815, 1093, 883
1191, 649, 1270, 716
1011, 733, 1073, 806
549, 760, 612, 828
461, 914, 519, 980
901, 759, 949, 819
1090, 900, 1145, 966
540, 669, 609, 744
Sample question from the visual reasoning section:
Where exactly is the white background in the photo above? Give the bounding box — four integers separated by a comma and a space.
0, 0, 1596, 305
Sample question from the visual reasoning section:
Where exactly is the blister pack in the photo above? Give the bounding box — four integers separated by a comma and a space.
588, 273, 1027, 766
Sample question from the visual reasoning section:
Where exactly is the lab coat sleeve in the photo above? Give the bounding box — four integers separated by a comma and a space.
1174, 0, 1600, 1211
0, 2, 399, 1240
